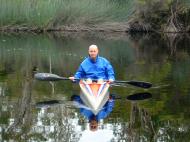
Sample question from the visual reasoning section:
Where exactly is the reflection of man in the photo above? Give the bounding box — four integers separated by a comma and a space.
69, 44, 115, 83
71, 94, 115, 131
89, 118, 98, 132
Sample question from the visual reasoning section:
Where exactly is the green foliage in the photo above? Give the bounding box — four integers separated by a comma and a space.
0, 0, 62, 27
0, 0, 134, 28
0, 0, 190, 31
128, 0, 190, 31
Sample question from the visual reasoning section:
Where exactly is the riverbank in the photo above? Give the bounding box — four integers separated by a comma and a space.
0, 0, 189, 33
1, 22, 189, 33
0, 22, 130, 33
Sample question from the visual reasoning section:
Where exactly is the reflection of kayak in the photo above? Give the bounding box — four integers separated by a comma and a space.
79, 80, 110, 115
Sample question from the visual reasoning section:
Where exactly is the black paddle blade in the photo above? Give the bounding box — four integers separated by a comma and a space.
36, 100, 61, 108
115, 80, 152, 88
127, 81, 152, 88
34, 73, 68, 81
127, 92, 152, 101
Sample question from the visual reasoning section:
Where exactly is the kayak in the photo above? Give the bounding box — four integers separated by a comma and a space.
79, 80, 110, 115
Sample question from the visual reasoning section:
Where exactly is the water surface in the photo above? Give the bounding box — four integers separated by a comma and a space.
0, 33, 190, 141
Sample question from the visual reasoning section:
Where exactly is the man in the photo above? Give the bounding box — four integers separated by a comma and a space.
69, 44, 115, 82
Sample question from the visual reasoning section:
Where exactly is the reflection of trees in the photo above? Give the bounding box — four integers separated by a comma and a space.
115, 101, 156, 142
30, 105, 80, 142
1, 33, 190, 141
2, 75, 79, 141
156, 121, 190, 141
128, 102, 156, 141
49, 105, 80, 142
5, 78, 33, 140
0, 50, 79, 141
49, 56, 55, 95
164, 33, 187, 59
113, 99, 190, 142
129, 33, 190, 62
1, 33, 190, 81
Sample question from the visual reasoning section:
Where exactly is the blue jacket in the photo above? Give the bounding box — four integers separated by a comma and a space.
74, 56, 115, 80
72, 95, 115, 121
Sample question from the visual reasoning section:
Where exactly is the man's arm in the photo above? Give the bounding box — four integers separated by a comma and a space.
96, 98, 115, 120
106, 61, 115, 81
74, 65, 85, 79
69, 65, 85, 81
71, 95, 94, 120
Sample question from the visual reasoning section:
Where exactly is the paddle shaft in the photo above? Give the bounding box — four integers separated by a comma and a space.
34, 73, 152, 88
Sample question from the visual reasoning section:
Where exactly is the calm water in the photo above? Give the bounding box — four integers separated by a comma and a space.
0, 32, 190, 142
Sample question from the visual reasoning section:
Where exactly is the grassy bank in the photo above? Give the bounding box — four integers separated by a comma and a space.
0, 0, 133, 32
0, 0, 190, 33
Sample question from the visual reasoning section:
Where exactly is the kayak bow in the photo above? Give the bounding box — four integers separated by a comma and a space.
79, 80, 110, 115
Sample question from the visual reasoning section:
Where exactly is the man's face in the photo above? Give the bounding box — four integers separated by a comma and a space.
90, 119, 98, 131
89, 47, 98, 59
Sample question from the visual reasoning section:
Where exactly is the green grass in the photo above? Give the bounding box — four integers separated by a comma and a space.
0, 0, 134, 29
0, 0, 63, 27
0, 0, 190, 31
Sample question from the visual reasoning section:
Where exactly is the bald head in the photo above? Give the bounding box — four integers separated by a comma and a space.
88, 44, 99, 60
90, 119, 98, 132
89, 44, 98, 50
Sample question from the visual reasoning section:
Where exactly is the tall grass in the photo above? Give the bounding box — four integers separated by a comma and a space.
0, 0, 63, 28
0, 0, 134, 29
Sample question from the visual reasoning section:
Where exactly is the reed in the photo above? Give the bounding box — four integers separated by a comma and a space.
0, 0, 133, 29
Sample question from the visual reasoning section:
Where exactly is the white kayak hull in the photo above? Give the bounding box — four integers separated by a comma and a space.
79, 80, 110, 115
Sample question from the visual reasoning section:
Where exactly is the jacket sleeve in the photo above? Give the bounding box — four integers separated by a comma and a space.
96, 99, 115, 121
74, 65, 85, 79
106, 61, 115, 80
80, 108, 94, 120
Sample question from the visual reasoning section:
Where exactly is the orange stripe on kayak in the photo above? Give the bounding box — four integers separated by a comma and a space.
89, 83, 101, 96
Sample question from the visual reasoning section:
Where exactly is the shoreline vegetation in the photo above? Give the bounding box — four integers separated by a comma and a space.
0, 0, 190, 33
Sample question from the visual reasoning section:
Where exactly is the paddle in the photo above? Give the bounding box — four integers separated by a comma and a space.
34, 73, 152, 88
34, 73, 72, 81
35, 92, 151, 109
114, 80, 152, 89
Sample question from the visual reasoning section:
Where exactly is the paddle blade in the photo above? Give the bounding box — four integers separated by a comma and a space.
127, 81, 152, 88
115, 80, 152, 88
127, 92, 152, 100
36, 100, 61, 108
34, 73, 68, 81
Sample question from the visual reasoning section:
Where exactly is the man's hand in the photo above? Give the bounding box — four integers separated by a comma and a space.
69, 76, 75, 81
108, 79, 114, 84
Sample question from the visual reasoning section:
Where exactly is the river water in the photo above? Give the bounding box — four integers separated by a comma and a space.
0, 32, 190, 141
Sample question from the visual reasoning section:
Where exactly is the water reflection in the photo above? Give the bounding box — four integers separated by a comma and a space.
4, 74, 34, 141
71, 94, 115, 132
121, 98, 156, 142
1, 33, 190, 141
36, 100, 62, 109
34, 91, 153, 142
127, 92, 152, 101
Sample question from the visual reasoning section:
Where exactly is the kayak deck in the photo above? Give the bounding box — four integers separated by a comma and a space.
79, 80, 110, 115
